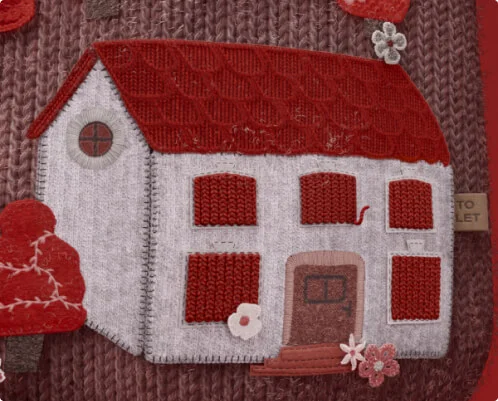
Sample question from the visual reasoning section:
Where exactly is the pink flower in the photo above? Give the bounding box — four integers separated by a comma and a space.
358, 344, 400, 387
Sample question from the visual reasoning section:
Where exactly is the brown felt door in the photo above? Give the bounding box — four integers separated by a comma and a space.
289, 264, 358, 345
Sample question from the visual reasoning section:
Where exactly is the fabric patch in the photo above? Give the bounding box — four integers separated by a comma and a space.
300, 172, 368, 225
390, 256, 441, 321
27, 41, 455, 362
337, 0, 410, 23
0, 200, 87, 337
193, 174, 257, 226
185, 253, 260, 323
389, 179, 433, 230
85, 0, 120, 20
454, 193, 489, 231
0, 0, 35, 33
283, 251, 365, 346
291, 265, 358, 344
250, 343, 351, 376
34, 62, 152, 357
3, 335, 44, 373
28, 41, 451, 166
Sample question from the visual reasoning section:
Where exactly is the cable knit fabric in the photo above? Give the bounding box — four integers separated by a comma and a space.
0, 0, 491, 399
389, 179, 433, 229
300, 172, 358, 224
185, 253, 260, 323
390, 256, 441, 321
193, 174, 257, 226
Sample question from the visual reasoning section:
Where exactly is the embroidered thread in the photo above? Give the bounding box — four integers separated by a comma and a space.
389, 179, 433, 229
391, 256, 441, 321
337, 0, 410, 23
185, 253, 260, 323
300, 173, 369, 225
193, 173, 257, 226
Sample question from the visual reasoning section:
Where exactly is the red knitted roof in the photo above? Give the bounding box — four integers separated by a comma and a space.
28, 40, 450, 166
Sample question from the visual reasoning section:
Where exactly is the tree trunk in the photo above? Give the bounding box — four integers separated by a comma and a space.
3, 335, 44, 372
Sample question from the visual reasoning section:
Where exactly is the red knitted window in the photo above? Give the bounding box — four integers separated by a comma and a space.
78, 122, 113, 157
185, 253, 260, 323
193, 173, 257, 226
391, 256, 441, 321
389, 179, 433, 229
301, 173, 366, 225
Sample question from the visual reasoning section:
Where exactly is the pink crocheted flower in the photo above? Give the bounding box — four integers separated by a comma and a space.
358, 344, 400, 387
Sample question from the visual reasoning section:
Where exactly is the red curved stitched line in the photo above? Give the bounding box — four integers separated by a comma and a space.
354, 205, 370, 226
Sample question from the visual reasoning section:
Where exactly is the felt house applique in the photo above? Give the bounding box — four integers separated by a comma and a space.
27, 40, 453, 367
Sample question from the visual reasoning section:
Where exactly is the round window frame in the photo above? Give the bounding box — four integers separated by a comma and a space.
67, 108, 127, 170
78, 121, 114, 158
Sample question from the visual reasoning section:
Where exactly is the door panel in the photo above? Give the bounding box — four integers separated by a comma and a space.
290, 264, 358, 345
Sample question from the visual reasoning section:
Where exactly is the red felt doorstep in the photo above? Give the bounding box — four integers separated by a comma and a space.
471, 0, 498, 400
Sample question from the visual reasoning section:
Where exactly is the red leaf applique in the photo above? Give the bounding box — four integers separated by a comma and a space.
0, 0, 35, 33
0, 199, 87, 337
337, 0, 410, 23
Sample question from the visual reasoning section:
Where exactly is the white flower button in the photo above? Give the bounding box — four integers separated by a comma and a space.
372, 22, 407, 65
227, 303, 262, 341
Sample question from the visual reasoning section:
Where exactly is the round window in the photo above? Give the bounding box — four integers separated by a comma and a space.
67, 108, 127, 170
78, 122, 114, 157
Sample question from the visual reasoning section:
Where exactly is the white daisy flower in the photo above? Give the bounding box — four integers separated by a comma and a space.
339, 333, 366, 371
372, 22, 407, 65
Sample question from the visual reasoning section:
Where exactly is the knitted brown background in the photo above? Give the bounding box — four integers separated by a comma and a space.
0, 0, 492, 400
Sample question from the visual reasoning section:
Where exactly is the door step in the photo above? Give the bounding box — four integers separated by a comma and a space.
250, 343, 352, 377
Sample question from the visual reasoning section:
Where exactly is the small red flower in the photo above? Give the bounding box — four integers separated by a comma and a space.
358, 344, 400, 387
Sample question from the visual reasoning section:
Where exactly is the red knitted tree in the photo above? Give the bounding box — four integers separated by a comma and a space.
0, 200, 87, 337
0, 0, 35, 32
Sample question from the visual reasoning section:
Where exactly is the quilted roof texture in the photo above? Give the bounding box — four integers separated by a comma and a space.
28, 40, 450, 166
